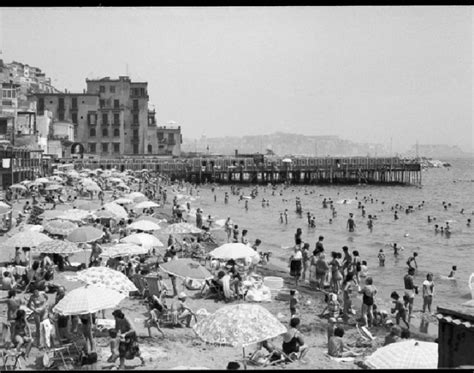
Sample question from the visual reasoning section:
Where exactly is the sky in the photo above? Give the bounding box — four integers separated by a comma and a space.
0, 6, 472, 153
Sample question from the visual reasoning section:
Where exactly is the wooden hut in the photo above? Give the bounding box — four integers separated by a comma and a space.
436, 304, 474, 368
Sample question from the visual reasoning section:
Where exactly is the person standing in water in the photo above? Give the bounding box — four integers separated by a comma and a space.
406, 252, 418, 270
403, 267, 418, 321
284, 209, 288, 224
346, 213, 355, 232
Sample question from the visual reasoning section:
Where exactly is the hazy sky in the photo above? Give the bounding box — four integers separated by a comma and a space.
1, 7, 472, 152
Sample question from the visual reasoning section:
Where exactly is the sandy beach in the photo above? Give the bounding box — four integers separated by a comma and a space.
0, 189, 436, 370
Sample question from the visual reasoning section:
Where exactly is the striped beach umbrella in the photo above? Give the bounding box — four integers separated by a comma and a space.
42, 219, 78, 236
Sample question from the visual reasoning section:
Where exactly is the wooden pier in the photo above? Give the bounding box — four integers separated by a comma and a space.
55, 155, 423, 186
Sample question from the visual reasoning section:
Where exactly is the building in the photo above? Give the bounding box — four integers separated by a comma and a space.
436, 305, 474, 368
146, 116, 182, 156
0, 144, 43, 189
30, 76, 182, 158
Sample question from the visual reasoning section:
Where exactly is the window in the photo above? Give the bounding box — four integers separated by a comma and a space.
133, 114, 139, 124
113, 113, 120, 125
72, 112, 78, 124
87, 113, 96, 125
102, 143, 108, 153
102, 113, 108, 125
147, 144, 152, 154
133, 129, 139, 139
168, 133, 174, 144
110, 86, 115, 93
58, 111, 64, 121
58, 97, 65, 109
113, 143, 120, 153
73, 126, 78, 139
133, 143, 139, 154
157, 132, 163, 141
89, 128, 96, 137
89, 143, 96, 153
99, 99, 105, 108
133, 99, 139, 110
113, 128, 120, 137
71, 97, 78, 109
140, 88, 146, 96
114, 99, 119, 109
99, 85, 105, 93
102, 128, 108, 137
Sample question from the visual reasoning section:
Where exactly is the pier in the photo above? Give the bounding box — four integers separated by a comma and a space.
53, 155, 422, 186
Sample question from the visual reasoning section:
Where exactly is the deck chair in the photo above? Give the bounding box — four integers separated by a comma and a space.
201, 279, 224, 300
1, 350, 26, 370
246, 349, 292, 367
144, 275, 165, 298
132, 274, 148, 297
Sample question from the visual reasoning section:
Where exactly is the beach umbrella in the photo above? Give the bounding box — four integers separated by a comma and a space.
120, 233, 164, 248
0, 201, 11, 209
193, 304, 287, 368
128, 220, 161, 232
10, 183, 27, 191
44, 184, 63, 191
57, 209, 92, 222
33, 240, 82, 255
92, 209, 118, 220
113, 197, 134, 205
108, 177, 123, 183
42, 219, 78, 236
282, 158, 292, 163
134, 200, 160, 209
8, 224, 44, 236
20, 179, 32, 185
364, 340, 438, 369
66, 170, 80, 178
74, 200, 99, 211
2, 231, 52, 248
161, 222, 203, 235
85, 183, 102, 192
99, 243, 149, 258
35, 177, 51, 184
67, 226, 104, 243
52, 284, 126, 316
40, 209, 66, 220
49, 176, 64, 183
214, 219, 227, 227
103, 202, 128, 220
127, 192, 147, 202
159, 258, 213, 281
74, 267, 137, 294
53, 170, 65, 175
209, 243, 259, 260
135, 215, 163, 225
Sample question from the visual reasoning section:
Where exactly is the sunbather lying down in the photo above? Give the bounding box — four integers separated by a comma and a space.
249, 340, 287, 366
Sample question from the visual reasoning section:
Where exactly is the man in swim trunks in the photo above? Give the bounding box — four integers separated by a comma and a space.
406, 252, 418, 270
403, 268, 418, 320
346, 214, 355, 232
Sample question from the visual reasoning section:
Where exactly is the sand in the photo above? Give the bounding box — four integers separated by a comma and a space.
0, 191, 436, 370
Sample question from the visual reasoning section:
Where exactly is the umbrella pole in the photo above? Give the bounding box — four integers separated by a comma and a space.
242, 347, 247, 370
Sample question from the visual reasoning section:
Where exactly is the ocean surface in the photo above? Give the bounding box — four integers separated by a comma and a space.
186, 157, 473, 332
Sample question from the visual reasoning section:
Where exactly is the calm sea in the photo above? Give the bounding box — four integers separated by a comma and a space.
191, 157, 473, 319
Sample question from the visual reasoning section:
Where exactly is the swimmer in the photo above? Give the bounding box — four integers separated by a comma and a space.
447, 265, 457, 278
279, 213, 283, 224
284, 209, 288, 224
378, 249, 385, 266
406, 252, 418, 270
434, 224, 439, 233
346, 213, 355, 232
394, 211, 399, 220
392, 243, 400, 256
427, 215, 432, 223
328, 218, 333, 225
468, 219, 471, 227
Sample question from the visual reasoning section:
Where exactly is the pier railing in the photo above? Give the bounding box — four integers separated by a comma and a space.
52, 156, 422, 186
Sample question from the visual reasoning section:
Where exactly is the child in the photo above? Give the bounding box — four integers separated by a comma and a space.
377, 249, 385, 266
328, 326, 362, 358
390, 291, 409, 329
107, 329, 119, 363
448, 265, 457, 278
289, 290, 298, 318
359, 261, 369, 279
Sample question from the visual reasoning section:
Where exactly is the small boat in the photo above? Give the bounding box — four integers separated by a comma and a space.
470, 273, 474, 299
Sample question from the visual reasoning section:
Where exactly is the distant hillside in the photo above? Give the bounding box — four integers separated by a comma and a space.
182, 132, 389, 157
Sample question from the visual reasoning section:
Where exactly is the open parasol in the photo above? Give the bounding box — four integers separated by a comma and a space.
74, 267, 138, 294
42, 219, 78, 236
67, 226, 104, 243
159, 258, 213, 281
99, 243, 150, 258
161, 222, 203, 235
33, 240, 82, 255
209, 243, 260, 260
120, 233, 164, 248
128, 220, 161, 232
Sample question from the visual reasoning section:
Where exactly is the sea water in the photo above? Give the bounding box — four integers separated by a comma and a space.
188, 157, 473, 322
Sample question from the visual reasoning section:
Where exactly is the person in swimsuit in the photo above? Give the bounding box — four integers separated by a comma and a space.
390, 291, 409, 328
403, 267, 418, 320
448, 265, 457, 278
346, 213, 356, 232
422, 273, 435, 314
281, 318, 309, 362
329, 251, 343, 294
12, 309, 33, 357
328, 327, 362, 358
358, 277, 377, 328
112, 309, 146, 369
27, 289, 49, 345
406, 252, 418, 270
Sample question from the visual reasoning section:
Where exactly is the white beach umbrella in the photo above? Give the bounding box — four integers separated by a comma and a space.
52, 284, 125, 316
134, 200, 160, 209
103, 202, 128, 219
128, 220, 161, 231
120, 233, 164, 248
209, 243, 259, 260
